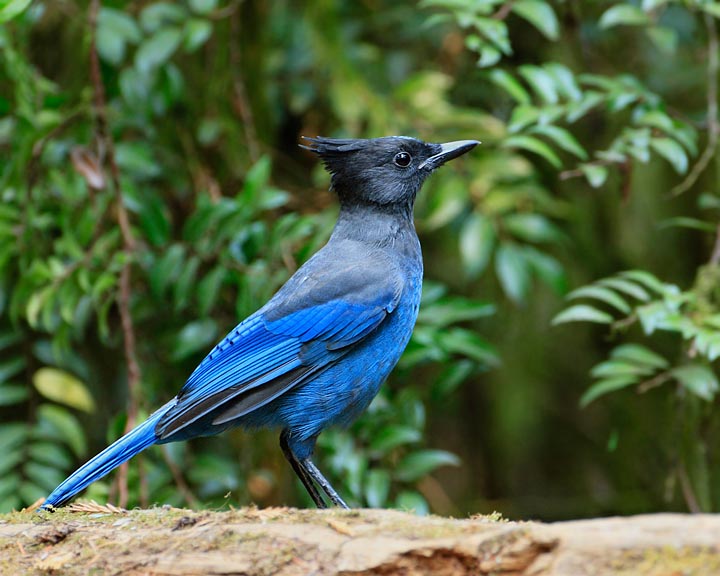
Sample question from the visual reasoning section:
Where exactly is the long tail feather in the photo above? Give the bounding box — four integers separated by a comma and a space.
41, 401, 174, 510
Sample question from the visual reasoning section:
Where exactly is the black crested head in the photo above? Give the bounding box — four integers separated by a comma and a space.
301, 136, 479, 208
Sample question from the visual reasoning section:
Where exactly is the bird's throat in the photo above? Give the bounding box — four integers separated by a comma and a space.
332, 200, 417, 249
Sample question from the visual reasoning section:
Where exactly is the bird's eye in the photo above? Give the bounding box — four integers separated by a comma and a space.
394, 152, 412, 167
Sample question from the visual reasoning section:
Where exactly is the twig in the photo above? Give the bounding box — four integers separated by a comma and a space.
229, 5, 260, 163
677, 462, 702, 513
559, 159, 613, 181
671, 13, 718, 196
636, 371, 671, 394
88, 0, 141, 508
709, 221, 720, 266
162, 446, 200, 508
492, 1, 515, 20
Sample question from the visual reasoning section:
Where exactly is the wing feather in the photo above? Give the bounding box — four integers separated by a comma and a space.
155, 245, 404, 440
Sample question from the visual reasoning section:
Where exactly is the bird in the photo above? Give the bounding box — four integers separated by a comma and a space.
41, 135, 479, 510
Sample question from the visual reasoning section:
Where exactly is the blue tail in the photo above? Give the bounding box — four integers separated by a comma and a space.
42, 401, 174, 510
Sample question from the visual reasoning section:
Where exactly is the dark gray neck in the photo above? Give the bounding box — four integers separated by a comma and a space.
330, 199, 419, 255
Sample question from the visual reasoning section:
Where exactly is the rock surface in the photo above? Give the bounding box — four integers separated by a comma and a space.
1, 506, 719, 575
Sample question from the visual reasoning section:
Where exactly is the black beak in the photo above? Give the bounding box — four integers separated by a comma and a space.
419, 140, 480, 170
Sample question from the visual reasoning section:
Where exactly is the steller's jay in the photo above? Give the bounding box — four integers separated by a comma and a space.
41, 135, 479, 510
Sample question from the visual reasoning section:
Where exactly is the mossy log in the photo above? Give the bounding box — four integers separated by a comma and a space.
1, 506, 719, 575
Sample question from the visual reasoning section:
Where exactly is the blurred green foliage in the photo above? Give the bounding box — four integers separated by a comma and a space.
0, 0, 719, 518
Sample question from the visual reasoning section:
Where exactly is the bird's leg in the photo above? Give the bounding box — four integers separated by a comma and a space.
280, 430, 327, 508
301, 458, 349, 509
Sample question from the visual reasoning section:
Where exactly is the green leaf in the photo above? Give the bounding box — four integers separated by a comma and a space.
0, 422, 29, 453
173, 255, 201, 311
420, 282, 447, 305
0, 384, 28, 406
28, 441, 72, 469
116, 142, 161, 179
503, 135, 562, 168
642, 0, 669, 9
658, 217, 716, 233
700, 4, 720, 19
599, 5, 650, 29
0, 449, 23, 478
369, 425, 421, 454
97, 8, 142, 65
495, 242, 531, 303
140, 2, 186, 32
135, 27, 183, 74
18, 481, 46, 507
197, 266, 226, 316
619, 270, 674, 295
442, 328, 500, 366
396, 449, 460, 482
597, 277, 650, 301
183, 18, 212, 52
650, 137, 688, 174
172, 319, 218, 361
530, 125, 587, 160
36, 404, 86, 457
518, 65, 558, 104
545, 62, 582, 101
526, 249, 567, 294
0, 331, 22, 352
472, 17, 511, 55
364, 469, 390, 508
512, 0, 559, 40
394, 490, 429, 515
150, 243, 186, 298
0, 356, 25, 384
477, 44, 502, 68
552, 304, 613, 325
459, 212, 495, 277
138, 193, 171, 247
699, 193, 720, 210
637, 301, 674, 335
590, 360, 654, 379
431, 360, 475, 399
242, 155, 273, 205
672, 365, 719, 401
610, 344, 669, 370
580, 376, 638, 407
579, 164, 609, 188
488, 69, 531, 104
568, 285, 631, 314
504, 213, 564, 243
418, 297, 495, 327
566, 91, 604, 122
25, 461, 65, 492
694, 329, 720, 362
635, 109, 674, 133
189, 0, 218, 14
33, 368, 95, 412
508, 105, 542, 133
0, 0, 32, 23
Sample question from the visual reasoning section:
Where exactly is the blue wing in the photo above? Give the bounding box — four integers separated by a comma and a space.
155, 244, 403, 439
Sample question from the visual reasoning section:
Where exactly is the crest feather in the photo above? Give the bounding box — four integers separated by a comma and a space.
299, 136, 366, 157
